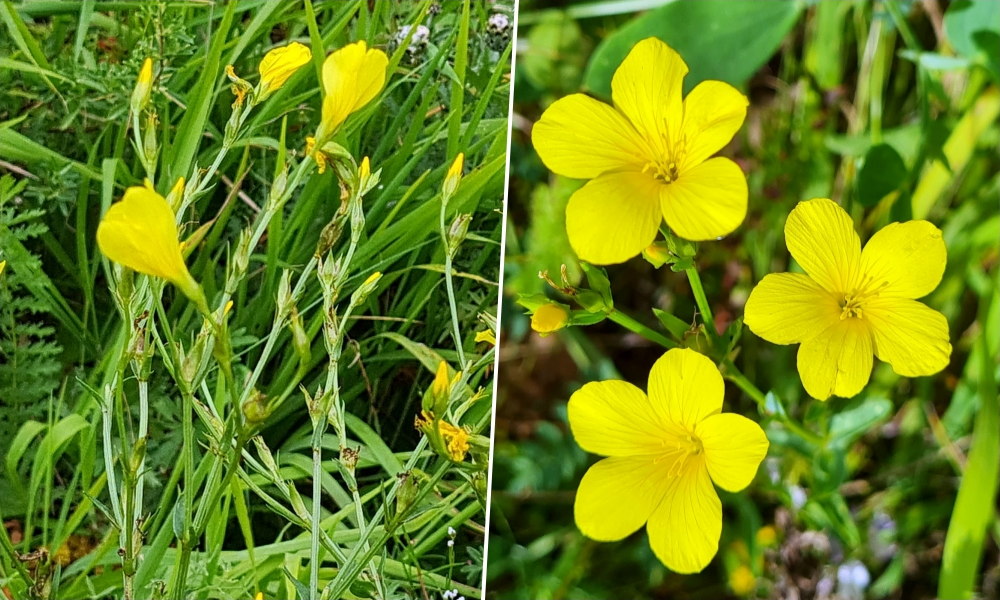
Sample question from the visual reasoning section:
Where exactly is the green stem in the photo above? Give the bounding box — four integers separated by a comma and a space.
684, 266, 717, 339
723, 360, 824, 445
606, 309, 677, 350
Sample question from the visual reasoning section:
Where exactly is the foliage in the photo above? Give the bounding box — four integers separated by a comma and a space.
491, 0, 1000, 599
0, 1, 511, 599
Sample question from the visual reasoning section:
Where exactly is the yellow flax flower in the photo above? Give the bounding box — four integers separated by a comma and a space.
258, 41, 311, 96
744, 198, 951, 400
532, 37, 749, 264
97, 185, 203, 304
319, 41, 388, 137
530, 303, 569, 336
568, 348, 768, 573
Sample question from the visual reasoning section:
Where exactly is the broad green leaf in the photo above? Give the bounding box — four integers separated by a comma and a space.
583, 0, 802, 97
828, 397, 892, 450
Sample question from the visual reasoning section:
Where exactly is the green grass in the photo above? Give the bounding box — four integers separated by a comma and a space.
0, 1, 512, 598
491, 0, 1000, 599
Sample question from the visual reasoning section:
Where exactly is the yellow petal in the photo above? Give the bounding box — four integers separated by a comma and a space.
0, 260, 5, 275
647, 464, 721, 573
797, 319, 873, 400
259, 41, 312, 93
574, 456, 673, 541
744, 273, 841, 344
784, 198, 861, 294
532, 94, 650, 179
679, 80, 748, 170
660, 157, 747, 241
567, 380, 666, 457
97, 186, 197, 296
696, 413, 769, 493
647, 348, 723, 429
611, 37, 687, 157
865, 297, 951, 377
530, 303, 569, 335
321, 41, 388, 134
565, 171, 662, 264
860, 220, 946, 299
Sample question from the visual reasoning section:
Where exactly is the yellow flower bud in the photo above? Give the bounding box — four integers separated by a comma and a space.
166, 176, 185, 212
431, 360, 450, 399
475, 330, 496, 345
359, 156, 370, 180
131, 57, 153, 112
641, 241, 672, 269
0, 260, 6, 276
729, 565, 756, 596
442, 153, 464, 198
318, 41, 388, 138
530, 303, 569, 336
97, 186, 204, 306
258, 41, 311, 97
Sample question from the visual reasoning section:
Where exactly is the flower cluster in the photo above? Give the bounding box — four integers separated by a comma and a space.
532, 37, 952, 574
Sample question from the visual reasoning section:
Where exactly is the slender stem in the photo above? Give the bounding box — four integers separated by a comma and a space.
606, 309, 677, 350
723, 359, 824, 445
440, 196, 466, 367
684, 266, 717, 339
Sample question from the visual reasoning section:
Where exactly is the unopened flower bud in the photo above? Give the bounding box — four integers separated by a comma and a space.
143, 112, 159, 168
351, 271, 382, 306
530, 303, 569, 336
131, 58, 153, 113
447, 213, 472, 256
442, 153, 464, 200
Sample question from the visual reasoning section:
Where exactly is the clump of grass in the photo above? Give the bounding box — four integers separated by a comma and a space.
0, 1, 511, 599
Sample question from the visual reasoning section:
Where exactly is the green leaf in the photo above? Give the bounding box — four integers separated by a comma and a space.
583, 0, 802, 97
828, 398, 892, 450
652, 308, 688, 341
857, 143, 908, 207
944, 0, 1000, 61
939, 315, 1000, 599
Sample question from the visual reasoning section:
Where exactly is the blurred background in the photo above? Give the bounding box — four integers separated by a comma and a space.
488, 0, 999, 598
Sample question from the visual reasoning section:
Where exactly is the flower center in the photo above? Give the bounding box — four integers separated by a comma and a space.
839, 276, 890, 320
643, 159, 680, 184
656, 429, 704, 476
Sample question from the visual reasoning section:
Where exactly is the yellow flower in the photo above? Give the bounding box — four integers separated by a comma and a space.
530, 303, 569, 336
131, 57, 154, 112
744, 198, 951, 400
729, 565, 756, 595
319, 41, 388, 137
443, 152, 464, 198
258, 41, 311, 96
97, 185, 203, 304
568, 348, 768, 573
475, 329, 496, 345
438, 419, 470, 462
755, 525, 777, 547
532, 37, 749, 264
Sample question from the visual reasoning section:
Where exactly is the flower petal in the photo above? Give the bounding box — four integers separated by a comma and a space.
661, 157, 747, 241
575, 456, 673, 541
744, 273, 841, 344
797, 320, 873, 400
647, 465, 721, 573
860, 220, 946, 299
97, 186, 191, 288
321, 41, 388, 133
696, 413, 769, 493
784, 198, 862, 294
865, 297, 951, 377
532, 94, 650, 179
566, 171, 662, 265
259, 42, 312, 92
611, 37, 687, 156
568, 380, 666, 457
679, 80, 748, 169
647, 348, 723, 429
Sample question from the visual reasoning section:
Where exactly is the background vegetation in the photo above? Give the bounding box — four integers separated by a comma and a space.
0, 1, 511, 598
489, 0, 999, 598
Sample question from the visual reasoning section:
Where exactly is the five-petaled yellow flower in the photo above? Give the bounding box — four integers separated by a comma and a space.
532, 37, 749, 264
319, 41, 388, 138
97, 184, 203, 305
569, 348, 768, 573
258, 41, 311, 96
744, 198, 951, 400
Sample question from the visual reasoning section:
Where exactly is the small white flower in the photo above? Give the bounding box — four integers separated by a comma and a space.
448, 526, 456, 537
447, 539, 455, 547
488, 13, 509, 31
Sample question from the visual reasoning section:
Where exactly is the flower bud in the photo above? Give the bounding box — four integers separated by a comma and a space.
442, 153, 464, 200
530, 303, 569, 336
642, 241, 672, 269
130, 58, 153, 113
447, 213, 472, 257
166, 177, 185, 213
350, 271, 382, 306
142, 112, 159, 169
